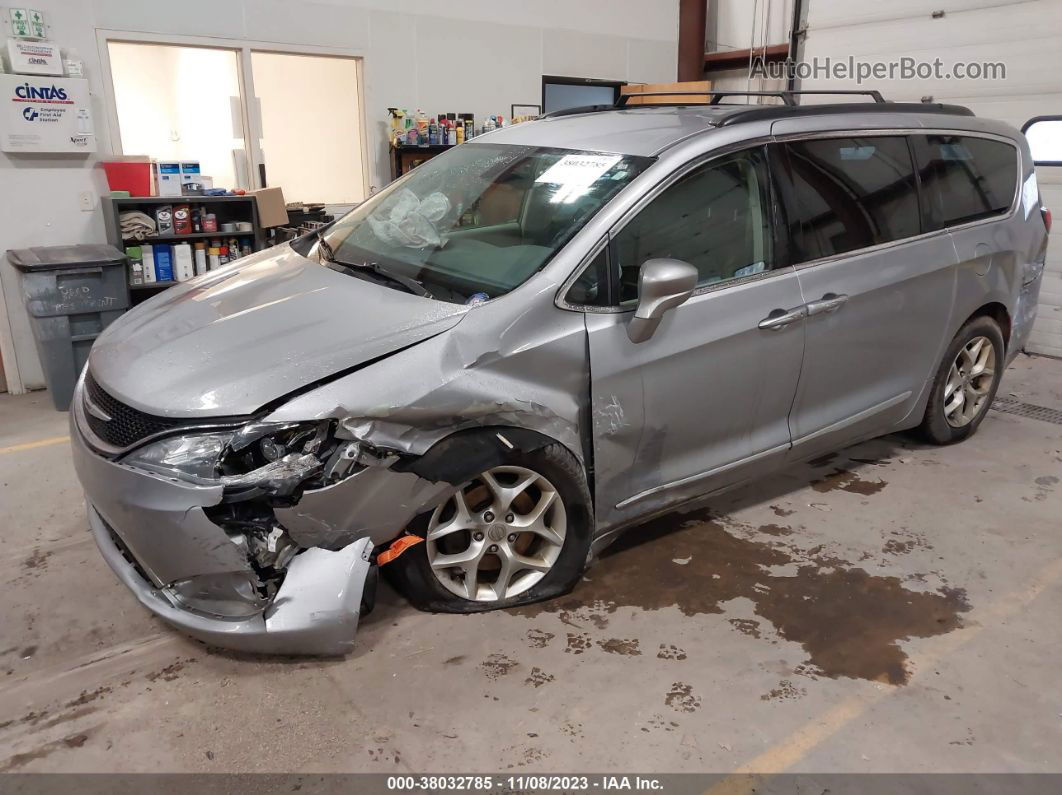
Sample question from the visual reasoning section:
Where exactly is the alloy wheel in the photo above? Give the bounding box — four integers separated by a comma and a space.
944, 335, 996, 428
425, 465, 567, 602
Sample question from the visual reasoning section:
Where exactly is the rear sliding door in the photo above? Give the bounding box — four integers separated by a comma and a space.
774, 134, 957, 459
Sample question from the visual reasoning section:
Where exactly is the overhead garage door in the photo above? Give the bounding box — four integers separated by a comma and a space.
796, 0, 1062, 357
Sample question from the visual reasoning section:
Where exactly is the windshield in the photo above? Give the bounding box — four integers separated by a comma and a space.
312, 143, 652, 303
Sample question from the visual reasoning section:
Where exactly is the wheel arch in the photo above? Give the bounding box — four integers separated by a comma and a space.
394, 425, 587, 488
964, 301, 1012, 350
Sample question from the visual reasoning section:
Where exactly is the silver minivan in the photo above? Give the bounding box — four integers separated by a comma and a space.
71, 92, 1050, 655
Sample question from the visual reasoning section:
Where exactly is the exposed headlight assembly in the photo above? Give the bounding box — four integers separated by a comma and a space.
123, 421, 334, 497
122, 433, 233, 481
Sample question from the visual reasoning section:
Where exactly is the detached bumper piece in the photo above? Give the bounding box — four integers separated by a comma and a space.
90, 507, 374, 656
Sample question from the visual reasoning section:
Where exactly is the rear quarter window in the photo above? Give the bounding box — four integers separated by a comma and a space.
910, 134, 1018, 230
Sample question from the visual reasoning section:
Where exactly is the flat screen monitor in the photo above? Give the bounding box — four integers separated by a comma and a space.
542, 77, 624, 114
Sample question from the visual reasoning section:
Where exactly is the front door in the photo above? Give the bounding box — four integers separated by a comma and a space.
772, 134, 957, 459
582, 146, 806, 529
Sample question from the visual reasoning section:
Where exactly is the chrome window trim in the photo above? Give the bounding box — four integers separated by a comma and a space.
555, 126, 1023, 312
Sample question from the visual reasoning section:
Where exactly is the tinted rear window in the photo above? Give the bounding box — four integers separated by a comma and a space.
911, 135, 1018, 230
779, 136, 920, 263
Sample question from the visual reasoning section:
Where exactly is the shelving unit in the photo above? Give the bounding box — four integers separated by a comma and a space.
390, 143, 455, 180
102, 195, 268, 302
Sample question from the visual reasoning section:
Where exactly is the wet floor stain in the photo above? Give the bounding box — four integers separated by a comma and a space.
524, 667, 554, 688
811, 468, 887, 496
761, 679, 806, 702
664, 682, 701, 713
657, 644, 687, 661
513, 508, 969, 685
564, 632, 591, 654
0, 730, 94, 772
758, 523, 792, 537
479, 653, 518, 680
597, 638, 641, 656
65, 686, 110, 708
146, 658, 192, 683
22, 548, 52, 571
770, 505, 795, 517
727, 618, 762, 639
643, 715, 680, 733
525, 628, 554, 648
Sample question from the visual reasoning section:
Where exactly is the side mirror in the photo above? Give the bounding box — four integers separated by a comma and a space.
627, 258, 698, 343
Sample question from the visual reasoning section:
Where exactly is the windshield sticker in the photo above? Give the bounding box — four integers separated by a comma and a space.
536, 154, 622, 203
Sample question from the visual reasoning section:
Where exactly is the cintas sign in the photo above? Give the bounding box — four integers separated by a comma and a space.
1, 74, 95, 152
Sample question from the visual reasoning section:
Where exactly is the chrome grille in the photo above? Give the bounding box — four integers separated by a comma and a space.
83, 371, 189, 449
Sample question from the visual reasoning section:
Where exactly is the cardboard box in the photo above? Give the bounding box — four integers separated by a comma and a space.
154, 161, 182, 197
621, 80, 712, 106
252, 187, 288, 228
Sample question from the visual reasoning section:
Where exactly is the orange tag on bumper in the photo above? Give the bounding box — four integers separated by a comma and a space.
378, 534, 425, 566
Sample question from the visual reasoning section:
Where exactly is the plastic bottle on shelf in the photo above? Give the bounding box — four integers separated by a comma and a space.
194, 242, 207, 276
428, 117, 439, 145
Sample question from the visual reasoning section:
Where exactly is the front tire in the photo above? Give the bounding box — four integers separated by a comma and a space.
385, 442, 592, 613
919, 316, 1004, 445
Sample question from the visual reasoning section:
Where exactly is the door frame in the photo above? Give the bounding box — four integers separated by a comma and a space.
95, 29, 371, 199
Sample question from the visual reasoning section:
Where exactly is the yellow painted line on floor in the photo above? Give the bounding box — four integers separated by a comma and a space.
0, 435, 70, 455
708, 555, 1062, 794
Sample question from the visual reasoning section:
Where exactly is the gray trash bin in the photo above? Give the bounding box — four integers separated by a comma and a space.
7, 244, 130, 411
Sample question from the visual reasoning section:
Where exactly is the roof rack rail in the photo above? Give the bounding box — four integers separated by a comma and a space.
614, 89, 886, 108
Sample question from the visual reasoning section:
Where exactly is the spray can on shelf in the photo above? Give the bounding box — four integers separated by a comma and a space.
207, 247, 220, 271
428, 117, 439, 145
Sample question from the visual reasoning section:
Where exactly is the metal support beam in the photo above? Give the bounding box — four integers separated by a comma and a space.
677, 0, 708, 82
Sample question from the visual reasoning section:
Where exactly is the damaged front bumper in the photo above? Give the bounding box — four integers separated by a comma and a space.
70, 381, 393, 656
89, 506, 373, 656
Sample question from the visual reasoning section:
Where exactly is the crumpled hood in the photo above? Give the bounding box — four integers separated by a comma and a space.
88, 244, 468, 418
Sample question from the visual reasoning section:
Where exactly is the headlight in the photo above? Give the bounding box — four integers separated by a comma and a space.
123, 421, 333, 494
123, 433, 232, 481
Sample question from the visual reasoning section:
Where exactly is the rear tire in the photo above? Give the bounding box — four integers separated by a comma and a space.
919, 316, 1004, 445
384, 442, 592, 613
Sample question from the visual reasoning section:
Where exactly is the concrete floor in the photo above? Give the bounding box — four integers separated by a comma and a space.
1, 354, 1060, 775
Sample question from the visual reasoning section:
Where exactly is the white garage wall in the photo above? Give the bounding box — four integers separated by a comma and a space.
0, 0, 679, 392
796, 0, 1062, 357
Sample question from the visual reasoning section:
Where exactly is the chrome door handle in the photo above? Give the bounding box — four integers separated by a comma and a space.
758, 306, 807, 330
805, 293, 849, 316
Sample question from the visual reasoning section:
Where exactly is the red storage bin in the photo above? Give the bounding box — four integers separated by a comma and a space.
101, 158, 152, 197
